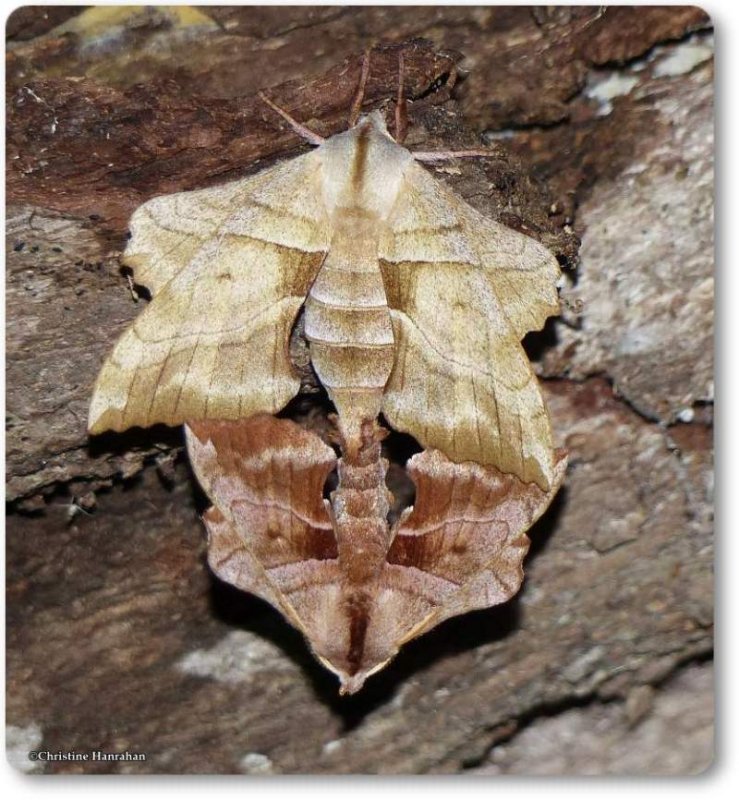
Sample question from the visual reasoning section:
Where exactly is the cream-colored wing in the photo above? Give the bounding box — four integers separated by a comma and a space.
379, 162, 560, 489
89, 152, 330, 434
381, 162, 561, 337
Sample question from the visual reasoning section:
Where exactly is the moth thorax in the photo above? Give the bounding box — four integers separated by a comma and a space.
304, 208, 395, 454
319, 123, 413, 218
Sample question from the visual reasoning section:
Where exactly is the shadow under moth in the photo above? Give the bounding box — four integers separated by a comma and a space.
89, 54, 567, 694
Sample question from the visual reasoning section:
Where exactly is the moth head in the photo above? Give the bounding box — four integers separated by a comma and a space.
355, 109, 392, 138
315, 653, 394, 697
301, 588, 439, 695
318, 110, 414, 218
314, 644, 397, 697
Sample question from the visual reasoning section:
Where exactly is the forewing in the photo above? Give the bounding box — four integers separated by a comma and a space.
381, 448, 568, 639
185, 416, 340, 631
89, 152, 329, 433
379, 162, 559, 489
381, 162, 561, 337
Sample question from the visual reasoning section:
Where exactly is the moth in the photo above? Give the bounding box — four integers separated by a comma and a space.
186, 416, 566, 694
89, 54, 566, 692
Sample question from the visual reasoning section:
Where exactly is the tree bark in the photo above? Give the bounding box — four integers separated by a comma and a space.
6, 6, 712, 775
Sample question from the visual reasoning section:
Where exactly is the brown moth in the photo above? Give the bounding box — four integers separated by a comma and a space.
186, 415, 566, 693
89, 60, 565, 692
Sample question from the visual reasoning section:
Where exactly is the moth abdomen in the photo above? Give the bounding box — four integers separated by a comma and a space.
331, 422, 393, 584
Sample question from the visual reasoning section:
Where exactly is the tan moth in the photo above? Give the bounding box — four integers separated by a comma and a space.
89, 53, 566, 692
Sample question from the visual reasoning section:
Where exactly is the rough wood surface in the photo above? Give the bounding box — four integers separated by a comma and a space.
6, 6, 713, 774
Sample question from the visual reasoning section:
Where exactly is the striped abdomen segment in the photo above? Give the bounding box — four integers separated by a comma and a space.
330, 421, 392, 583
330, 421, 393, 675
304, 211, 395, 451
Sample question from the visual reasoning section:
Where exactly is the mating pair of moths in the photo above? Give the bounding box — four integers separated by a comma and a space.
89, 74, 567, 694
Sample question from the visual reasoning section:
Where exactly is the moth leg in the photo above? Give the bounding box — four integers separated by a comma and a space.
348, 49, 371, 127
258, 92, 325, 146
394, 51, 408, 144
412, 147, 508, 162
